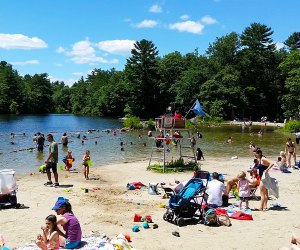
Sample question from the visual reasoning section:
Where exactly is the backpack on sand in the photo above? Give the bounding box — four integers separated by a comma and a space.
204, 209, 218, 226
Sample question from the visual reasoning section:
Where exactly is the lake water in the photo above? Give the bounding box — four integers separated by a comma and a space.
0, 114, 293, 175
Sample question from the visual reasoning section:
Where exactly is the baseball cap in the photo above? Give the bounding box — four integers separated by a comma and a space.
52, 197, 68, 210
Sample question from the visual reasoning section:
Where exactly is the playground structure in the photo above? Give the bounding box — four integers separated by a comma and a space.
148, 116, 197, 172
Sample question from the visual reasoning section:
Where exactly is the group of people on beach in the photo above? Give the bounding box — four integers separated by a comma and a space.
42, 133, 92, 187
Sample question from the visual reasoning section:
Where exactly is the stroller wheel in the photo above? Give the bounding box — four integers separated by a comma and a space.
177, 217, 185, 227
163, 211, 174, 222
163, 212, 169, 221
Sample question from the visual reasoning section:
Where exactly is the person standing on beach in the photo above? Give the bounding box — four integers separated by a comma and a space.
285, 138, 296, 167
254, 148, 274, 211
44, 134, 59, 186
82, 149, 91, 180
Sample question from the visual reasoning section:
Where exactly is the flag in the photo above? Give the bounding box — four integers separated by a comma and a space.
191, 99, 206, 116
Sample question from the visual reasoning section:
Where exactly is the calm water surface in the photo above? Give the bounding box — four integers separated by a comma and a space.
0, 114, 293, 174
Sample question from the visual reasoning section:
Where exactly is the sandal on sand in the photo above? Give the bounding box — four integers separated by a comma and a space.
44, 181, 53, 186
172, 231, 180, 237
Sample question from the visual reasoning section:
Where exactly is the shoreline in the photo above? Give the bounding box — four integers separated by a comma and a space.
1, 156, 300, 249
223, 120, 284, 128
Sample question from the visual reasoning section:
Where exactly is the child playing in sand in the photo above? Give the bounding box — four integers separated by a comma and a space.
237, 171, 250, 210
82, 149, 91, 180
63, 150, 74, 171
36, 215, 59, 250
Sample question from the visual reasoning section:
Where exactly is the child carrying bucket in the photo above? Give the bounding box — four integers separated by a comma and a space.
63, 150, 74, 171
82, 149, 91, 180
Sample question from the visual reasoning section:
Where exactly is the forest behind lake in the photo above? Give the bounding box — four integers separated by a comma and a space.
1, 23, 300, 121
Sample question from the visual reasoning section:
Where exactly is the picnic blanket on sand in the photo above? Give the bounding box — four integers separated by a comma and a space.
226, 204, 253, 220
14, 235, 136, 250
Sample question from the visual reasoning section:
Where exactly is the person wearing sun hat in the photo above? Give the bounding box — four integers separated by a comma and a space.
52, 197, 82, 249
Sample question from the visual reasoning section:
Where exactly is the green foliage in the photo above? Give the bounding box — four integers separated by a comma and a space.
147, 119, 155, 130
125, 39, 160, 118
185, 119, 195, 129
284, 32, 300, 51
0, 24, 299, 122
283, 120, 300, 132
123, 116, 143, 129
147, 158, 198, 173
280, 51, 300, 117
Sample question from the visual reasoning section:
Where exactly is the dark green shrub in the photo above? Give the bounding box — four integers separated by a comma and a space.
147, 119, 155, 130
147, 158, 198, 173
283, 120, 300, 132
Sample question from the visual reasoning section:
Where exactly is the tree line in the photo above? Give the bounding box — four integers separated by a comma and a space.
1, 22, 300, 120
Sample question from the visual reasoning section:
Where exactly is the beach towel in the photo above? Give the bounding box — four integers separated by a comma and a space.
229, 211, 253, 220
127, 182, 146, 190
261, 173, 279, 198
15, 235, 136, 250
226, 205, 253, 220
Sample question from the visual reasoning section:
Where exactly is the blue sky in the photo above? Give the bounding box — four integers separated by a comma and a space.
0, 0, 299, 86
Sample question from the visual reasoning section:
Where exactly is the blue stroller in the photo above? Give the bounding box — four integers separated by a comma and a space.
163, 175, 209, 227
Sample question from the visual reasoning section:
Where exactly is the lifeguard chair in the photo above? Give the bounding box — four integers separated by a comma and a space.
149, 116, 197, 172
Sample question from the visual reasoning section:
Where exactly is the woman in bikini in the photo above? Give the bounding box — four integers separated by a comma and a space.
285, 138, 296, 168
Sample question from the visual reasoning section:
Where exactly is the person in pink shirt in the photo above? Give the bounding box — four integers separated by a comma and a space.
237, 171, 251, 209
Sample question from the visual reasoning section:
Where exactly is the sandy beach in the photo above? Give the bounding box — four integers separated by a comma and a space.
1, 156, 300, 250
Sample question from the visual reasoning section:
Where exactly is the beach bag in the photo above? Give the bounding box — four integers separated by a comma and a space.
148, 183, 159, 195
127, 183, 135, 190
204, 209, 218, 226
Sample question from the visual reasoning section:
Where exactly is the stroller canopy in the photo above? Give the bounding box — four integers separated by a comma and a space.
0, 169, 17, 195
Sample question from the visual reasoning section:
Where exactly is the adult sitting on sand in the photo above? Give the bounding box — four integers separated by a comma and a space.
161, 180, 188, 194
52, 197, 82, 249
254, 148, 275, 211
280, 234, 300, 250
207, 172, 225, 208
223, 168, 259, 205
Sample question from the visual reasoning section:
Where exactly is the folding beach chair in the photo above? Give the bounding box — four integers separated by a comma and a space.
249, 186, 259, 200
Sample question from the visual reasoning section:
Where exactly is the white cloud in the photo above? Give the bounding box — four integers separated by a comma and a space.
56, 40, 119, 65
56, 46, 65, 53
72, 69, 95, 77
72, 72, 86, 76
149, 4, 162, 13
169, 21, 204, 34
49, 75, 76, 86
180, 14, 190, 20
201, 15, 217, 25
136, 20, 158, 28
0, 34, 47, 49
54, 63, 63, 67
10, 60, 39, 66
276, 42, 285, 50
96, 40, 135, 56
